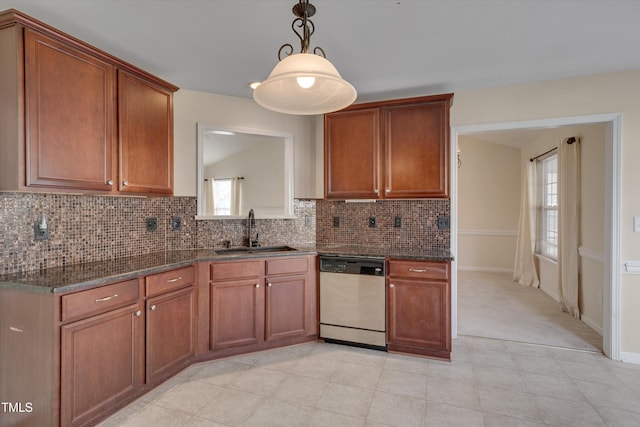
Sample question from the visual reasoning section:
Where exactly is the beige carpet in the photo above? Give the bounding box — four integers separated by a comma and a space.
458, 270, 602, 352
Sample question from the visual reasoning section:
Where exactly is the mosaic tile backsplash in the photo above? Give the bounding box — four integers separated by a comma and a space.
1, 192, 448, 275
0, 193, 316, 275
316, 199, 450, 251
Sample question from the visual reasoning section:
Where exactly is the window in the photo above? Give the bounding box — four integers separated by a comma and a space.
213, 178, 232, 216
538, 154, 558, 259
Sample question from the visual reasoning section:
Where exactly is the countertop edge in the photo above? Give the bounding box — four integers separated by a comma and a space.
0, 247, 453, 294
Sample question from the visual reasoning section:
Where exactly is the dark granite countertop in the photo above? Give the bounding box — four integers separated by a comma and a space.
315, 244, 453, 261
0, 245, 452, 294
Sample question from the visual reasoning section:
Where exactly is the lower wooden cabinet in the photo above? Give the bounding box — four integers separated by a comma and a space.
146, 286, 196, 384
265, 274, 308, 341
0, 256, 317, 427
210, 278, 265, 350
386, 259, 451, 360
60, 302, 145, 427
210, 255, 317, 353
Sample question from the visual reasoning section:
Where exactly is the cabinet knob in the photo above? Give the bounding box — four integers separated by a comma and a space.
373, 189, 379, 194
107, 180, 113, 185
135, 310, 142, 317
385, 188, 390, 193
389, 284, 395, 288
255, 284, 260, 288
150, 305, 157, 311
268, 282, 272, 287
123, 180, 129, 186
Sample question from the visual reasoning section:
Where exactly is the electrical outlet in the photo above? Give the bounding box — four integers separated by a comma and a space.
146, 217, 158, 231
369, 217, 377, 228
437, 216, 450, 230
34, 222, 48, 240
171, 216, 182, 231
304, 215, 312, 227
394, 216, 402, 228
333, 216, 340, 227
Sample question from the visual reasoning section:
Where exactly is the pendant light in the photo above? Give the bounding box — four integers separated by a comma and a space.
253, 0, 357, 115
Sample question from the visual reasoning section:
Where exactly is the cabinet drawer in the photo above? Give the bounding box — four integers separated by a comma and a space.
265, 257, 309, 276
211, 260, 262, 281
146, 266, 195, 297
61, 279, 141, 322
387, 259, 449, 281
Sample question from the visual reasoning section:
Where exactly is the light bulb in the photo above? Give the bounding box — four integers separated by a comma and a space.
296, 76, 316, 89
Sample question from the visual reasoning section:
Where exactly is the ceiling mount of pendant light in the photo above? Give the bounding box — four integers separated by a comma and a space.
253, 0, 357, 115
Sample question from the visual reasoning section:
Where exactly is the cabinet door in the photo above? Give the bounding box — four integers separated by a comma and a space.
146, 286, 195, 383
210, 279, 264, 350
384, 102, 449, 198
325, 108, 382, 199
118, 70, 173, 195
387, 278, 450, 357
24, 29, 116, 191
265, 275, 307, 341
61, 303, 144, 427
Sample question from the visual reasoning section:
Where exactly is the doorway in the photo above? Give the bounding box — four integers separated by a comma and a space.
450, 113, 622, 360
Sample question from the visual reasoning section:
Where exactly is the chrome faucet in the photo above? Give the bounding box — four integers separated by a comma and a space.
247, 209, 255, 248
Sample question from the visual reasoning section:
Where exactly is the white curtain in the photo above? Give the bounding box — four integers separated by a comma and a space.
558, 137, 581, 318
513, 160, 540, 287
229, 177, 241, 216
203, 178, 215, 215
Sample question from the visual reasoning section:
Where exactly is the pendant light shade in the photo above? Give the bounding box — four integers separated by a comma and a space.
253, 53, 357, 115
252, 0, 357, 115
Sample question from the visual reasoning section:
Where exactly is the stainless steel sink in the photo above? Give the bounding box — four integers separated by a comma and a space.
215, 245, 298, 255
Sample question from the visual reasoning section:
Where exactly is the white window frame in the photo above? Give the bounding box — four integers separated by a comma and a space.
537, 153, 558, 259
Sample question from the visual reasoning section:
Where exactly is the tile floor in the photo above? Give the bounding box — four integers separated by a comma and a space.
99, 337, 640, 427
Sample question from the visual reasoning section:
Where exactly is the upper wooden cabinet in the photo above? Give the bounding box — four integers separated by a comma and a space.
324, 94, 453, 199
0, 9, 177, 195
118, 71, 174, 195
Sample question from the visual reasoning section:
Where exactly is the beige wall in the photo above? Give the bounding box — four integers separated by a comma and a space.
451, 70, 640, 353
457, 137, 520, 271
173, 90, 318, 198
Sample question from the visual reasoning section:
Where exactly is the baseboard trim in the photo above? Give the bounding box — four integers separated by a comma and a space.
581, 314, 603, 336
458, 266, 513, 274
540, 285, 561, 303
620, 351, 640, 365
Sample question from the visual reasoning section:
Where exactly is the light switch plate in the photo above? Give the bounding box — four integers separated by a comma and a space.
634, 216, 640, 232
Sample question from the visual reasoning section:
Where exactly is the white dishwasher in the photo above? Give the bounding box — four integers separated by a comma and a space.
319, 256, 386, 350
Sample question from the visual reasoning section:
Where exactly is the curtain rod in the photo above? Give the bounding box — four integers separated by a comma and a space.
529, 147, 557, 162
528, 136, 578, 162
204, 176, 245, 181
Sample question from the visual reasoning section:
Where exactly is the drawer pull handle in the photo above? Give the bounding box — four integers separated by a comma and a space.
95, 294, 118, 302
389, 284, 395, 288
167, 277, 182, 283
150, 305, 157, 311
9, 326, 25, 333
135, 310, 142, 317
408, 268, 428, 273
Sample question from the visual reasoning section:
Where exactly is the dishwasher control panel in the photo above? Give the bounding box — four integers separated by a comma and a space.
319, 256, 385, 276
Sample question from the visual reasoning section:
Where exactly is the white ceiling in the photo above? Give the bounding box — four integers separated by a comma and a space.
2, 0, 639, 103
